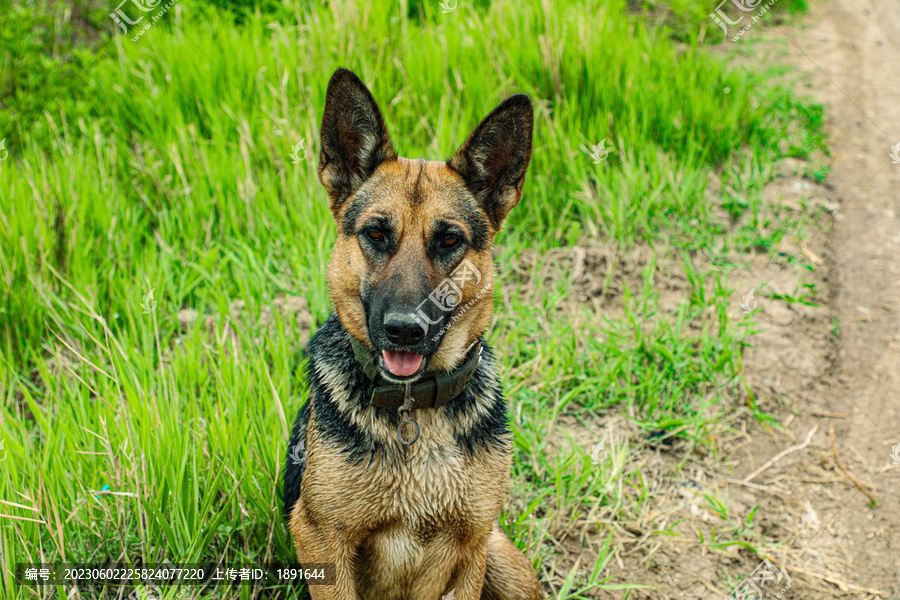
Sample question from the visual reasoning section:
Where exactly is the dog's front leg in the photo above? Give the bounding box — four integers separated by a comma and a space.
290, 503, 359, 600
445, 542, 489, 600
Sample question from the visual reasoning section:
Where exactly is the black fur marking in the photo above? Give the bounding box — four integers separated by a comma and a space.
410, 159, 427, 206
283, 399, 311, 520
282, 314, 511, 521
446, 343, 510, 455
340, 191, 370, 237
307, 316, 377, 460
459, 204, 490, 252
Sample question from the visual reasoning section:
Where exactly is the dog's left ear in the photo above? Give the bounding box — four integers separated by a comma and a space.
318, 68, 397, 213
448, 94, 533, 229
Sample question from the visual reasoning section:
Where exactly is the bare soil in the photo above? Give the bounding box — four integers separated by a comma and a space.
513, 0, 900, 597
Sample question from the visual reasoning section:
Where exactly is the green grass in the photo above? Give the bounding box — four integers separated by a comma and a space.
633, 0, 809, 42
0, 0, 826, 597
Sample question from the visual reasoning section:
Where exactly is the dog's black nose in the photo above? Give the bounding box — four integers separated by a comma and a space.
383, 312, 426, 346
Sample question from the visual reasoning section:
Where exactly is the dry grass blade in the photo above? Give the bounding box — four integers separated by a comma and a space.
829, 426, 877, 504
743, 426, 817, 483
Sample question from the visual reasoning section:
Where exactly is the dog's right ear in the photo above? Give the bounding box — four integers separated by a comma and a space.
318, 68, 396, 214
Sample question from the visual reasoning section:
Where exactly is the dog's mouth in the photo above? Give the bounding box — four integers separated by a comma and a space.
379, 350, 426, 380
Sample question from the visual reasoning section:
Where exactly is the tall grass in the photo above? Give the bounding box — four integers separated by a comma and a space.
1, 0, 815, 359
0, 0, 823, 597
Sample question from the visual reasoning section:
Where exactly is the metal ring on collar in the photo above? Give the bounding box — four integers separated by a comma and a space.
397, 417, 420, 446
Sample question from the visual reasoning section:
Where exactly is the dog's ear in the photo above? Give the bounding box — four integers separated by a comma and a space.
448, 94, 533, 229
318, 68, 396, 213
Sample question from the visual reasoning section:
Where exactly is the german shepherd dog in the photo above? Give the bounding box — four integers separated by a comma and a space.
283, 67, 541, 600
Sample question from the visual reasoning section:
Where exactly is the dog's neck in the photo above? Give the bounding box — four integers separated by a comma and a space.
305, 314, 509, 458
347, 335, 483, 411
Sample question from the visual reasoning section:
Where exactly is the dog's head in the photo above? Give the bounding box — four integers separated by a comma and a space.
318, 68, 532, 382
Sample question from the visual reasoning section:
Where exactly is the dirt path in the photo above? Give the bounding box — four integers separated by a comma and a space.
742, 0, 900, 596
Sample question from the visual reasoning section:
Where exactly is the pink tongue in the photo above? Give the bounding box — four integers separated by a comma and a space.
382, 350, 424, 377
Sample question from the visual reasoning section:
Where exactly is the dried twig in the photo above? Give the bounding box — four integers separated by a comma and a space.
801, 244, 823, 264
829, 427, 877, 504
743, 426, 817, 483
810, 410, 847, 418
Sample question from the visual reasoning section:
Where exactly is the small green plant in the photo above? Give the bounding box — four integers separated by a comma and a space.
770, 281, 819, 306
811, 164, 831, 183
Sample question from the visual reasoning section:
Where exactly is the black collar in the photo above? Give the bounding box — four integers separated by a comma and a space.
348, 337, 482, 410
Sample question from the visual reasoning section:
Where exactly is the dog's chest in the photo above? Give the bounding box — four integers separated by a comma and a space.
372, 439, 471, 523
318, 416, 507, 598
305, 408, 510, 528
338, 416, 491, 521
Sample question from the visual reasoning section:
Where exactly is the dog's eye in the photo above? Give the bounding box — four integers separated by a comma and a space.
441, 235, 459, 248
367, 229, 384, 241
